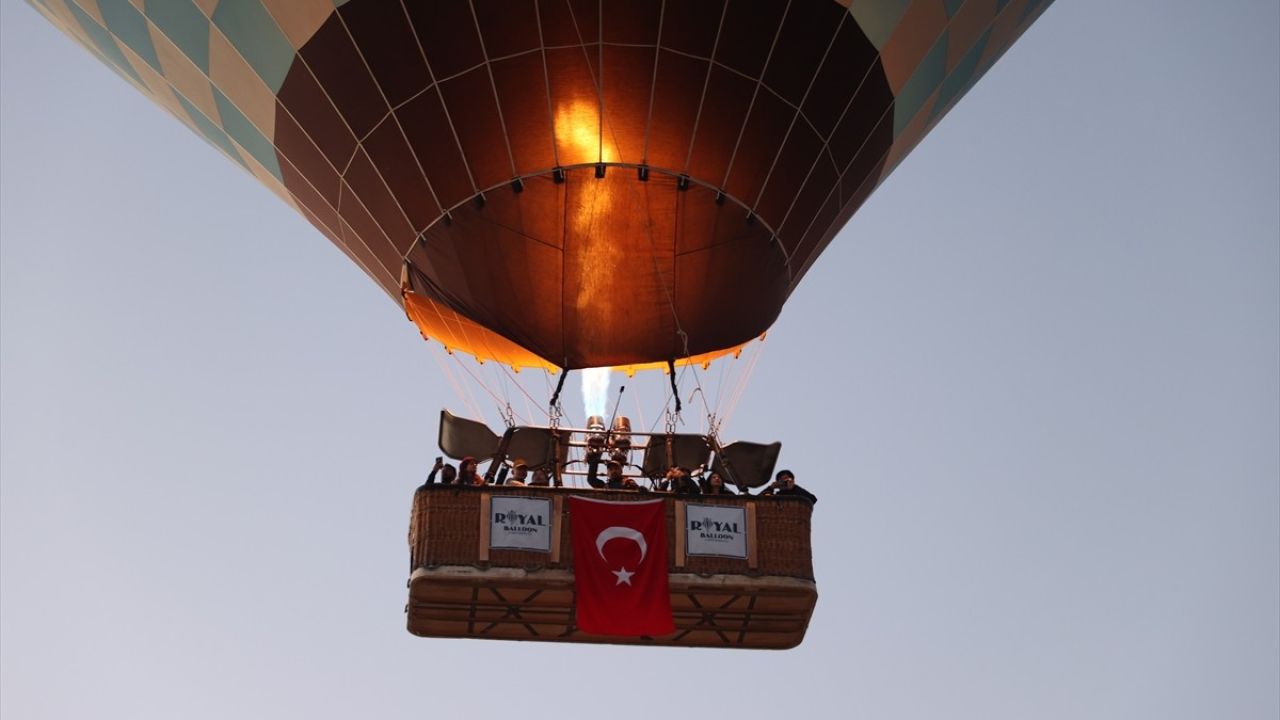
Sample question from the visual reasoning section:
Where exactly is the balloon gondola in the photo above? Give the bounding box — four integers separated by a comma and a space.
409, 411, 814, 649
30, 0, 1054, 648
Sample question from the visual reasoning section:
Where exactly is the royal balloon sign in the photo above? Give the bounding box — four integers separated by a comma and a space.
489, 497, 553, 552
686, 504, 748, 559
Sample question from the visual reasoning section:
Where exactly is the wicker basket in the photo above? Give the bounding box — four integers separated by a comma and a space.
407, 486, 817, 649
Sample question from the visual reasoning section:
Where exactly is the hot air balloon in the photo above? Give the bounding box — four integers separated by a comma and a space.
30, 0, 1054, 648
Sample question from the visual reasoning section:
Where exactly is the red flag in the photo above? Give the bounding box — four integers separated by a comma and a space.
569, 496, 674, 637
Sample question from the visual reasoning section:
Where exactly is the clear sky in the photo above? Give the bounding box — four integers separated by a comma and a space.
2, 1, 1277, 719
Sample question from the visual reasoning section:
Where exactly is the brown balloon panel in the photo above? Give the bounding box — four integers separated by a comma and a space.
403, 168, 788, 370
29, 0, 1056, 369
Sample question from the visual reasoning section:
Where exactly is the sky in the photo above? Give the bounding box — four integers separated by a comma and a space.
2, 1, 1278, 719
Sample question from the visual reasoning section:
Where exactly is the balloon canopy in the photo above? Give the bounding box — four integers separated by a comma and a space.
31, 0, 1053, 370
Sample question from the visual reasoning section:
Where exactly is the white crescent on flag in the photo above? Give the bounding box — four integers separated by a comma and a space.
595, 526, 648, 564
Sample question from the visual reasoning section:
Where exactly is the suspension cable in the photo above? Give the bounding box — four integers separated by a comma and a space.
430, 343, 483, 420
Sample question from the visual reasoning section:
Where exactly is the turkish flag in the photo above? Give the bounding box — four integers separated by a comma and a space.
569, 496, 675, 637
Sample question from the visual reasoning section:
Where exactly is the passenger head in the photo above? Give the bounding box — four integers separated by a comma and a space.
708, 472, 724, 489
606, 460, 623, 481
531, 468, 550, 486
775, 470, 795, 489
460, 457, 478, 475
512, 460, 528, 480
442, 464, 458, 484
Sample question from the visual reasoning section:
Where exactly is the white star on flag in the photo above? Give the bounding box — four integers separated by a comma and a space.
612, 567, 634, 586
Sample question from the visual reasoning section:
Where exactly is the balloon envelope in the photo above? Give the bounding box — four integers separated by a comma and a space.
30, 0, 1054, 369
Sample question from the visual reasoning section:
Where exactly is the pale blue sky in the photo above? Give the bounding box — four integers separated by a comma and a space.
2, 1, 1277, 719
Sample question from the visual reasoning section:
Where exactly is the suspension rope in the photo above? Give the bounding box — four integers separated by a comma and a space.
548, 368, 569, 418
666, 359, 682, 415
713, 349, 731, 418
489, 360, 514, 422
723, 337, 766, 429
493, 359, 552, 422
431, 343, 483, 421
450, 352, 513, 424
631, 379, 647, 438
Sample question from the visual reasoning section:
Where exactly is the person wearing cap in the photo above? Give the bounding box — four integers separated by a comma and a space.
605, 460, 639, 490
506, 460, 529, 487
760, 469, 816, 504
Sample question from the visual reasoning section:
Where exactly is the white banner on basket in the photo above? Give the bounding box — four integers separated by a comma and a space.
490, 496, 553, 552
686, 504, 748, 559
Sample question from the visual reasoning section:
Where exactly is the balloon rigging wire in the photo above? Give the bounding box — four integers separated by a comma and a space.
413, 261, 549, 423
487, 361, 520, 426
532, 0, 561, 169
501, 363, 552, 421
336, 10, 446, 246
724, 339, 765, 429
722, 344, 753, 428
631, 379, 647, 437
639, 0, 667, 163
406, 263, 500, 411
713, 351, 730, 415
431, 343, 484, 421
464, 0, 518, 180
399, 0, 479, 196
413, 300, 480, 418
449, 351, 514, 425
748, 9, 846, 224
520, 377, 536, 428
715, 0, 791, 207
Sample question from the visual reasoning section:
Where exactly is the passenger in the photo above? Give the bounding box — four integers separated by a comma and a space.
602, 460, 619, 488
506, 460, 529, 487
701, 471, 736, 496
419, 457, 457, 490
410, 458, 454, 553
459, 456, 484, 487
603, 460, 641, 491
528, 467, 552, 487
662, 467, 701, 495
760, 469, 817, 504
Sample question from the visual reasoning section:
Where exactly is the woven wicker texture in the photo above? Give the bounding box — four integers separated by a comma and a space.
409, 486, 813, 580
